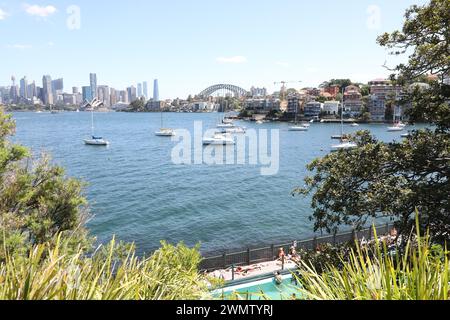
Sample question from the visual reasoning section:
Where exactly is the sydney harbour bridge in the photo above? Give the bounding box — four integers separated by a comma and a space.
198, 84, 249, 99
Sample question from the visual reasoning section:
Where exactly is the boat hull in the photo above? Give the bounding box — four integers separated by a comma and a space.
84, 139, 109, 146
289, 126, 308, 131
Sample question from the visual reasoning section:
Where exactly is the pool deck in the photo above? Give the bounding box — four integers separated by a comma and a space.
208, 259, 298, 282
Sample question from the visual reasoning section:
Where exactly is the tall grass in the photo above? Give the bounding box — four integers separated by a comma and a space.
0, 235, 213, 300
296, 218, 449, 300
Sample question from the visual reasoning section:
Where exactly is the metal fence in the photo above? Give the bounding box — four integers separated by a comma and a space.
200, 223, 393, 271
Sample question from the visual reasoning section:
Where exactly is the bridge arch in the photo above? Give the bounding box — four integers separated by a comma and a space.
198, 84, 248, 98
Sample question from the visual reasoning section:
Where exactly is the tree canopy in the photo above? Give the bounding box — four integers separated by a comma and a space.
296, 0, 450, 243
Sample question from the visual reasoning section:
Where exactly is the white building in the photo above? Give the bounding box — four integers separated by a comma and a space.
323, 101, 340, 115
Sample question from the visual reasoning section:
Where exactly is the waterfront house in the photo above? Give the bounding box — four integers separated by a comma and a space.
304, 101, 323, 119
343, 85, 363, 118
323, 101, 340, 116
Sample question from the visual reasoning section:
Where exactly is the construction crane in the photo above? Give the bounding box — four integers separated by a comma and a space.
274, 81, 302, 101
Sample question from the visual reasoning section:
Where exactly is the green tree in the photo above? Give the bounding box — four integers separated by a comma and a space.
0, 109, 89, 259
127, 97, 147, 112
295, 0, 450, 243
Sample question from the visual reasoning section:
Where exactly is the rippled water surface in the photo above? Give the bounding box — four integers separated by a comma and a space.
12, 112, 419, 254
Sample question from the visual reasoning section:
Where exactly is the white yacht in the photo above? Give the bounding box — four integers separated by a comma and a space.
84, 109, 109, 146
387, 126, 404, 132
155, 128, 176, 137
289, 106, 308, 131
351, 123, 359, 127
289, 126, 309, 131
155, 110, 175, 137
331, 140, 357, 152
84, 136, 110, 146
219, 126, 246, 134
203, 133, 235, 145
217, 123, 235, 129
331, 88, 357, 151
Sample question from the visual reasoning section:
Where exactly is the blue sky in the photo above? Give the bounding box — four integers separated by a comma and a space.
0, 0, 426, 99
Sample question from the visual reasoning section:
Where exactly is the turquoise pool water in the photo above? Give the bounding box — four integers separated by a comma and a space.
217, 275, 301, 300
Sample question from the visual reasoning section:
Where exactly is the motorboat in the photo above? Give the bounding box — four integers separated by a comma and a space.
350, 123, 359, 127
203, 133, 235, 145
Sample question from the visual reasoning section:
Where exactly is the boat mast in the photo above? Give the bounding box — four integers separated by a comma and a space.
341, 88, 344, 137
91, 108, 95, 137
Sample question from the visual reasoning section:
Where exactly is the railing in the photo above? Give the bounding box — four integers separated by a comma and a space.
200, 223, 393, 271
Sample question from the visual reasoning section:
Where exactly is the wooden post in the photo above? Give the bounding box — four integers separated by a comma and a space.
231, 265, 235, 281
282, 255, 285, 270
222, 252, 226, 269
247, 248, 251, 266
333, 233, 337, 245
271, 244, 275, 260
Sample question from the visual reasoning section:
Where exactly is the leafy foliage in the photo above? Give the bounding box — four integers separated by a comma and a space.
296, 220, 450, 300
296, 0, 450, 242
0, 110, 89, 260
0, 235, 211, 300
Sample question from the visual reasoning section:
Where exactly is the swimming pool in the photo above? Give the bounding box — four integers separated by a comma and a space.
215, 274, 301, 300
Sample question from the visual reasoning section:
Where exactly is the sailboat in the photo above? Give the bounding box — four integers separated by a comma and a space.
387, 95, 404, 132
155, 108, 175, 137
84, 109, 109, 146
289, 103, 308, 131
331, 90, 357, 151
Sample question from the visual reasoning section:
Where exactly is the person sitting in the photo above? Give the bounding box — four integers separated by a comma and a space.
274, 271, 283, 285
289, 246, 301, 263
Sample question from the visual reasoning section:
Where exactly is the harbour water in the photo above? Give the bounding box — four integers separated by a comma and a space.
11, 112, 421, 255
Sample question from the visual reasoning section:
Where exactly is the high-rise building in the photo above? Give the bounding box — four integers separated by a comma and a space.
110, 88, 117, 106
27, 81, 37, 99
10, 76, 19, 103
127, 86, 137, 102
98, 85, 110, 107
20, 76, 28, 99
72, 87, 79, 94
143, 81, 148, 99
153, 79, 159, 101
90, 73, 97, 99
137, 83, 143, 98
42, 75, 54, 105
82, 86, 92, 102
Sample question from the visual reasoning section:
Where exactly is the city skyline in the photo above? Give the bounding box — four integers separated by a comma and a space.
0, 0, 427, 98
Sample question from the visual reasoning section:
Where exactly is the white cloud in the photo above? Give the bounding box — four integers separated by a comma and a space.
0, 8, 8, 20
23, 4, 57, 17
6, 44, 33, 50
216, 56, 247, 64
48, 41, 55, 47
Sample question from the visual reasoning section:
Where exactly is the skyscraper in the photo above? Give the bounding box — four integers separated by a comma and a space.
143, 81, 148, 99
153, 79, 159, 102
42, 75, 54, 105
52, 78, 64, 98
137, 83, 143, 98
90, 73, 97, 99
20, 76, 28, 99
127, 86, 137, 102
82, 86, 92, 103
27, 81, 36, 99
